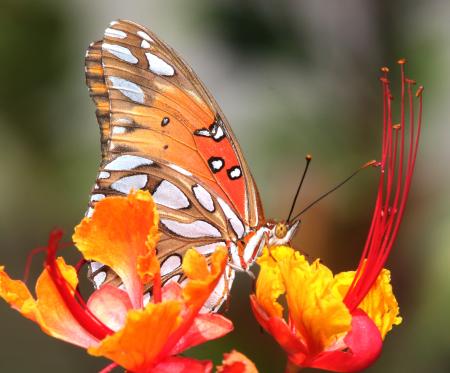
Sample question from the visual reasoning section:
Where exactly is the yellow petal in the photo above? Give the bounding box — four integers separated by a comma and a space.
88, 301, 182, 371
334, 267, 402, 339
255, 248, 285, 318
256, 246, 352, 354
73, 190, 159, 308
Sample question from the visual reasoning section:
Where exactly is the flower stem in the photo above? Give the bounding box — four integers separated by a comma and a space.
285, 360, 302, 373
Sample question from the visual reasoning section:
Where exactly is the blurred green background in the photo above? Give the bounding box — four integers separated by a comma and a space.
0, 0, 448, 372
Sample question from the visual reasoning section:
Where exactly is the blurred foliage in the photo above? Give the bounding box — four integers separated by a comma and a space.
0, 0, 449, 372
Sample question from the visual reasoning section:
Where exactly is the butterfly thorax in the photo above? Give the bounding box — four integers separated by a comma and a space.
230, 220, 300, 271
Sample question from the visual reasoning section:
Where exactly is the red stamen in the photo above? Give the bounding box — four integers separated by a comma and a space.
98, 362, 119, 373
344, 60, 423, 310
153, 272, 162, 303
45, 230, 113, 340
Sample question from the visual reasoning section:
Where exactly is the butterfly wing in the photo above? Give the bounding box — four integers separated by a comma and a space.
86, 19, 264, 226
85, 20, 264, 308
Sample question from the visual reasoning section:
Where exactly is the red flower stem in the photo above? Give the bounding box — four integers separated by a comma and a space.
98, 362, 119, 373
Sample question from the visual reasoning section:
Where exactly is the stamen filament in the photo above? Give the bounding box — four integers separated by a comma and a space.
45, 230, 113, 340
344, 60, 422, 310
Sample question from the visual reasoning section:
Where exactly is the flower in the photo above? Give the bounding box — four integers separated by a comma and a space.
250, 60, 423, 372
217, 350, 259, 373
0, 190, 233, 373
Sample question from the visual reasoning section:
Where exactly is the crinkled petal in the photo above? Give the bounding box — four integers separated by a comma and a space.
335, 267, 402, 339
1, 260, 98, 349
73, 190, 159, 308
152, 356, 213, 373
88, 300, 182, 372
308, 309, 383, 372
87, 285, 132, 332
172, 313, 233, 355
217, 350, 258, 373
182, 247, 227, 309
0, 266, 37, 322
275, 248, 352, 354
255, 248, 285, 318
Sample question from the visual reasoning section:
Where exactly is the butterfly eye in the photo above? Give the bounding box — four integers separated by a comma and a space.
275, 223, 288, 239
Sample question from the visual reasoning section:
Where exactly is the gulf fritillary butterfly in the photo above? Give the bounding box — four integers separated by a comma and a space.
85, 20, 299, 311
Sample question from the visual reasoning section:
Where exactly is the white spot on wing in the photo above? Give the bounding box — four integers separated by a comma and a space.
229, 167, 241, 179
90, 194, 105, 202
98, 171, 110, 179
217, 198, 245, 239
169, 164, 192, 177
105, 28, 127, 39
112, 126, 126, 135
105, 155, 153, 171
108, 76, 144, 104
137, 30, 154, 42
145, 52, 175, 76
102, 43, 138, 64
195, 242, 225, 255
161, 219, 221, 238
93, 272, 107, 288
193, 184, 214, 212
213, 126, 224, 140
143, 292, 151, 306
91, 262, 103, 272
111, 174, 148, 194
153, 180, 190, 209
211, 159, 223, 171
202, 268, 235, 312
160, 255, 182, 276
141, 39, 151, 49
86, 207, 94, 217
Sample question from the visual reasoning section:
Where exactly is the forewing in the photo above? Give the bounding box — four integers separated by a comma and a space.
87, 19, 264, 227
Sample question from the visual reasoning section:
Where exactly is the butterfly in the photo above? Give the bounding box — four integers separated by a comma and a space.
85, 20, 300, 311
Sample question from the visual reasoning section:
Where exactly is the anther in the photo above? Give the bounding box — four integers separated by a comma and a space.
306, 154, 312, 161
393, 124, 401, 130
380, 67, 390, 73
397, 58, 407, 65
416, 86, 424, 97
405, 78, 417, 85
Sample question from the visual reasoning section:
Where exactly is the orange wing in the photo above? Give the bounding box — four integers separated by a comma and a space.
85, 20, 264, 229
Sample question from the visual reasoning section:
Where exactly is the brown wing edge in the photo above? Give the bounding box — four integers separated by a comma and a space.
85, 41, 111, 159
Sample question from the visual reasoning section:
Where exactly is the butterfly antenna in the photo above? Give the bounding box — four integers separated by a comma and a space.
290, 160, 377, 221
287, 155, 312, 222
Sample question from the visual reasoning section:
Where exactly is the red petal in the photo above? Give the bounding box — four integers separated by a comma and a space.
250, 295, 307, 363
152, 356, 213, 373
172, 313, 233, 355
308, 309, 383, 372
162, 281, 183, 302
87, 285, 132, 331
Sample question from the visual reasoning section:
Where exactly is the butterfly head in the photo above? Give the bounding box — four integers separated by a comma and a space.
267, 219, 300, 247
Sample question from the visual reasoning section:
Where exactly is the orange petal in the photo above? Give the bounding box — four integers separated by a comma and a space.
1, 260, 98, 348
87, 285, 132, 332
73, 190, 159, 308
35, 258, 99, 348
217, 350, 258, 373
0, 266, 37, 322
88, 300, 182, 371
182, 247, 228, 309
